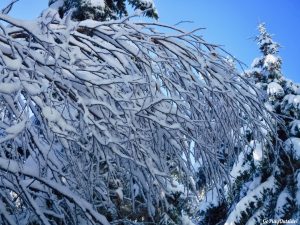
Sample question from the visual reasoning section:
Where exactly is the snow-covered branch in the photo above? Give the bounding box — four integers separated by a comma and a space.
0, 8, 275, 224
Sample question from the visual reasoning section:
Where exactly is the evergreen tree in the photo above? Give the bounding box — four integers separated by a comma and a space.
49, 0, 158, 21
197, 23, 300, 225
224, 23, 300, 225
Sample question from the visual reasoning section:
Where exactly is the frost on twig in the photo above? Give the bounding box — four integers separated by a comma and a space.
0, 7, 276, 224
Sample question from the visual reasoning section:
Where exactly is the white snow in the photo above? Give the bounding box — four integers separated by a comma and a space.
115, 187, 123, 201
166, 179, 185, 194
225, 176, 276, 225
267, 82, 284, 98
275, 188, 291, 219
22, 81, 44, 96
282, 94, 300, 113
251, 57, 261, 68
296, 86, 300, 95
181, 213, 195, 225
247, 176, 261, 193
245, 209, 264, 225
199, 187, 220, 212
88, 0, 105, 8
5, 119, 26, 136
290, 120, 300, 136
264, 54, 279, 70
284, 137, 300, 160
265, 54, 278, 64
139, 0, 154, 7
0, 79, 21, 94
264, 102, 274, 112
2, 55, 22, 71
230, 145, 253, 182
251, 141, 263, 167
42, 106, 77, 133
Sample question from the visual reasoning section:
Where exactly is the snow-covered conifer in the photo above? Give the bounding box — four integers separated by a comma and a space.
197, 23, 300, 225
49, 0, 158, 21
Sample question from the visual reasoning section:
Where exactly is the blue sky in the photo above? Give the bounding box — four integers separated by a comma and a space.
1, 0, 299, 82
